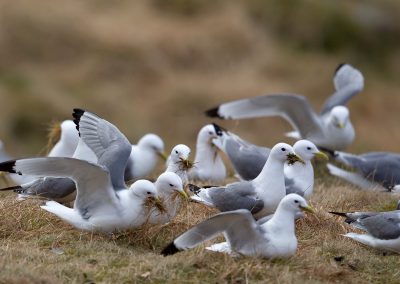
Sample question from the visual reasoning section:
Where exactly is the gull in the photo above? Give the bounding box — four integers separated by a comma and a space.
212, 124, 327, 198
148, 172, 188, 224
190, 143, 303, 219
162, 194, 313, 258
125, 134, 167, 181
327, 151, 400, 192
188, 124, 226, 183
0, 109, 163, 232
206, 64, 364, 151
330, 210, 400, 253
165, 144, 192, 186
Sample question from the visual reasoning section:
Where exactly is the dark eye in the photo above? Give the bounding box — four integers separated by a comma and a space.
281, 148, 286, 151
147, 191, 151, 194
307, 147, 311, 150
294, 200, 299, 203
175, 150, 178, 154
208, 131, 213, 135
169, 183, 173, 187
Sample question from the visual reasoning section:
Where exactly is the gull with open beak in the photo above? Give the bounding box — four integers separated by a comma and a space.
165, 144, 193, 186
148, 172, 189, 224
162, 194, 313, 258
190, 143, 304, 219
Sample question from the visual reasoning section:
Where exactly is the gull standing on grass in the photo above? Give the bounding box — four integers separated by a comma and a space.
165, 144, 193, 186
162, 194, 313, 258
206, 64, 364, 151
330, 210, 400, 253
190, 143, 304, 219
327, 151, 400, 192
0, 109, 163, 232
211, 124, 327, 198
148, 172, 188, 224
188, 124, 226, 183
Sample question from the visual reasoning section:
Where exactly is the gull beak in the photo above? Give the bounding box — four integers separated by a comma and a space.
314, 151, 329, 161
177, 189, 189, 200
300, 205, 314, 213
287, 153, 305, 165
158, 151, 168, 161
338, 122, 345, 129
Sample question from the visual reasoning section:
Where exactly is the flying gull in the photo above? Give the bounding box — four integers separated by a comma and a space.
206, 64, 364, 151
162, 194, 314, 258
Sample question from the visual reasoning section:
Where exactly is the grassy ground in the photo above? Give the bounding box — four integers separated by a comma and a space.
0, 172, 399, 284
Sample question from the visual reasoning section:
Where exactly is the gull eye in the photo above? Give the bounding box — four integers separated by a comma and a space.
281, 148, 286, 152
307, 147, 311, 150
294, 200, 299, 203
169, 183, 173, 187
208, 131, 213, 135
175, 150, 178, 154
147, 191, 151, 195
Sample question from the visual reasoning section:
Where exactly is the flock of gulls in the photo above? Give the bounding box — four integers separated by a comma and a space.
1, 63, 400, 259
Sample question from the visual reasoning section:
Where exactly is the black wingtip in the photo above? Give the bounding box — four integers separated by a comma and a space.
0, 160, 17, 174
329, 211, 347, 217
205, 106, 221, 118
212, 123, 225, 136
335, 63, 347, 74
72, 108, 85, 135
188, 184, 201, 194
161, 242, 180, 256
0, 185, 21, 191
318, 147, 336, 157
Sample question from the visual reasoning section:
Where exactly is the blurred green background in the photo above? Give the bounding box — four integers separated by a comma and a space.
1, 0, 400, 157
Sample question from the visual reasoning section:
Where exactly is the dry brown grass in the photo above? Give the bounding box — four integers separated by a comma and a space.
0, 173, 399, 283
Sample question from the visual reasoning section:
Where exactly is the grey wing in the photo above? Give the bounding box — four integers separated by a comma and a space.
0, 157, 119, 219
285, 177, 305, 196
73, 109, 132, 189
207, 94, 323, 138
16, 177, 76, 201
320, 64, 364, 114
172, 209, 260, 250
208, 181, 264, 214
359, 213, 400, 240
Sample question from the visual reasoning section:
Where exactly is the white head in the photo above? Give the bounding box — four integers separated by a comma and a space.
269, 143, 304, 165
293, 140, 328, 162
330, 106, 350, 129
60, 120, 79, 143
170, 144, 191, 162
334, 63, 364, 91
278, 194, 313, 215
155, 172, 187, 198
138, 134, 166, 160
130, 179, 158, 200
197, 124, 218, 144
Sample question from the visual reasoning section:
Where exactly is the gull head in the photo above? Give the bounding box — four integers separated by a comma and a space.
138, 134, 167, 161
330, 106, 350, 129
131, 179, 165, 212
198, 124, 218, 145
270, 143, 304, 165
280, 194, 314, 214
293, 140, 328, 162
155, 172, 188, 200
170, 144, 193, 170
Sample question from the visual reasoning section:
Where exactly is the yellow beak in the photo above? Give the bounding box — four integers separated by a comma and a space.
338, 123, 345, 129
300, 205, 314, 213
314, 151, 329, 161
178, 189, 189, 200
158, 151, 168, 161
